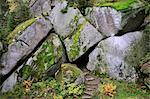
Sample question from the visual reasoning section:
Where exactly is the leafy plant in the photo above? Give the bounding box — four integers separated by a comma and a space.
66, 83, 84, 95
103, 83, 117, 97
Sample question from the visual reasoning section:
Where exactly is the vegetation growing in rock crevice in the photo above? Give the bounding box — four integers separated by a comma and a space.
19, 40, 55, 81
68, 23, 84, 61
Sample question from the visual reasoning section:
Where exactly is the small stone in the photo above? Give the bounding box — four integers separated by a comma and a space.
144, 77, 150, 89
86, 87, 94, 91
85, 79, 99, 85
82, 95, 92, 99
84, 90, 94, 96
86, 86, 97, 90
141, 61, 150, 74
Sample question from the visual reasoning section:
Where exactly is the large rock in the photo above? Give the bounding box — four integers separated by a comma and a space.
49, 1, 85, 38
50, 1, 103, 61
0, 17, 52, 90
29, 0, 52, 16
1, 72, 18, 92
86, 7, 122, 37
64, 22, 103, 61
87, 31, 148, 82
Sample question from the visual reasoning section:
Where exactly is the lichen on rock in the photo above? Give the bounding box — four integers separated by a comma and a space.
6, 18, 37, 44
68, 23, 85, 61
87, 31, 148, 82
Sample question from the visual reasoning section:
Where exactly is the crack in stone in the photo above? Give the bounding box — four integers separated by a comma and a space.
17, 39, 30, 47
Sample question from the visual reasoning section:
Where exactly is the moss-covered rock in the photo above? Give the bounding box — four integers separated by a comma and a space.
50, 1, 103, 62
0, 17, 52, 92
6, 18, 37, 44
55, 63, 83, 83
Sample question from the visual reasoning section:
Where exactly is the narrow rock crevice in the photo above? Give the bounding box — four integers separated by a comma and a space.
44, 33, 70, 78
71, 41, 100, 70
71, 26, 135, 70
57, 34, 70, 63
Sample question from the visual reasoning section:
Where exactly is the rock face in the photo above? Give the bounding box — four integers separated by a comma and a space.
29, 0, 52, 16
64, 22, 103, 61
49, 1, 83, 38
86, 7, 122, 37
50, 2, 103, 61
0, 17, 52, 76
87, 31, 147, 82
0, 17, 52, 91
1, 72, 18, 92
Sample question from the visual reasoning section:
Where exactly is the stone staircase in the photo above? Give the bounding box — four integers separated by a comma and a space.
82, 72, 100, 99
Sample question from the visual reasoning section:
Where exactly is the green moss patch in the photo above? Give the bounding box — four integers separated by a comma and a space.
96, 0, 136, 11
6, 18, 37, 44
68, 23, 85, 60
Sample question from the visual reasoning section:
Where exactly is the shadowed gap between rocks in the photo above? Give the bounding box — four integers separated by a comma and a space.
71, 30, 136, 70
43, 33, 70, 78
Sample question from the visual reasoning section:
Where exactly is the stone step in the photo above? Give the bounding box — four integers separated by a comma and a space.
84, 90, 94, 96
86, 87, 95, 91
85, 79, 99, 85
85, 76, 95, 81
82, 95, 92, 99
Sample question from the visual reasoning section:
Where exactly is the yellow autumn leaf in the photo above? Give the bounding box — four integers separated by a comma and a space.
103, 83, 117, 97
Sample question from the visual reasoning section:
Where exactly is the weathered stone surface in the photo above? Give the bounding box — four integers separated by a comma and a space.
86, 7, 122, 37
87, 31, 148, 82
50, 2, 103, 61
64, 22, 103, 61
49, 1, 85, 38
30, 0, 52, 16
0, 17, 52, 83
1, 72, 18, 92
